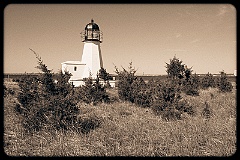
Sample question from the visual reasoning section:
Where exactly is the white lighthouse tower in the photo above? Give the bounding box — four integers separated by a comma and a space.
61, 19, 103, 87
81, 19, 103, 79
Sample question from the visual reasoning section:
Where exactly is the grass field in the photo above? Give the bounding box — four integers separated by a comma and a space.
4, 80, 236, 156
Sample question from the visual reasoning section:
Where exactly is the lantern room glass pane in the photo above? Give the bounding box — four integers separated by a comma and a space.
93, 32, 98, 39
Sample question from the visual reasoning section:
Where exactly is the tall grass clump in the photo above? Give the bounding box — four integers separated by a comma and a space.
201, 101, 213, 119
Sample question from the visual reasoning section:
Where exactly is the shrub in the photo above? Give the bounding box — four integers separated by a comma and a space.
146, 78, 155, 88
184, 66, 192, 82
98, 67, 112, 88
3, 84, 15, 97
175, 100, 196, 116
151, 79, 184, 120
165, 56, 199, 96
115, 63, 154, 107
114, 62, 137, 103
17, 75, 40, 113
12, 78, 20, 82
89, 77, 110, 104
8, 88, 15, 95
132, 78, 152, 107
182, 73, 200, 96
150, 79, 196, 120
217, 71, 233, 92
75, 76, 110, 105
16, 50, 80, 132
98, 67, 110, 81
74, 78, 93, 104
54, 71, 73, 97
4, 84, 8, 97
104, 80, 112, 88
115, 61, 195, 121
165, 56, 185, 80
200, 72, 217, 89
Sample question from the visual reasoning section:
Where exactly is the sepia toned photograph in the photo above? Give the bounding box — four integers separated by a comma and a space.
4, 4, 236, 156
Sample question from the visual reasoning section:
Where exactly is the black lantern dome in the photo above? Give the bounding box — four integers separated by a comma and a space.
81, 19, 103, 42
85, 19, 100, 30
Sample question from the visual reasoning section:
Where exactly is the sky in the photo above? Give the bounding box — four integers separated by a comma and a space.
4, 4, 236, 75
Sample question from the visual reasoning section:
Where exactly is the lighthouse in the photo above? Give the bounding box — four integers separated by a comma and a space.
61, 19, 104, 87
81, 19, 103, 79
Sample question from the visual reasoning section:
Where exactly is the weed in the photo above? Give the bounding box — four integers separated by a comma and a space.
210, 93, 214, 99
202, 101, 212, 119
79, 117, 101, 134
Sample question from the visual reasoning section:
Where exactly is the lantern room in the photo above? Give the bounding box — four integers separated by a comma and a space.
81, 19, 103, 42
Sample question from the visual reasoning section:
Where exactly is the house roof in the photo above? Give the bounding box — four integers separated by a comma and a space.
61, 61, 86, 65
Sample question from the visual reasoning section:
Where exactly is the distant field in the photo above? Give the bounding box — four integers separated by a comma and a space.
3, 73, 236, 83
137, 75, 236, 83
4, 80, 236, 156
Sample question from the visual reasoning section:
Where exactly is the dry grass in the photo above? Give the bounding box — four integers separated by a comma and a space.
4, 81, 236, 156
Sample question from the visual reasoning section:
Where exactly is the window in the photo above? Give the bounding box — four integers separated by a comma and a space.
74, 66, 77, 71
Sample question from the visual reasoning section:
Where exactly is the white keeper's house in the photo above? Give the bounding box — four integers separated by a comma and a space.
61, 19, 115, 87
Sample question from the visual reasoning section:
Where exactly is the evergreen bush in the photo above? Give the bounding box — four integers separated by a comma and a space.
16, 50, 80, 132
4, 84, 7, 97
114, 62, 137, 103
98, 67, 111, 81
115, 60, 196, 121
75, 76, 110, 105
3, 84, 15, 97
98, 67, 112, 88
165, 56, 185, 80
115, 63, 154, 107
165, 56, 200, 96
182, 73, 200, 96
132, 78, 152, 107
151, 79, 186, 121
217, 71, 233, 92
200, 72, 217, 89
